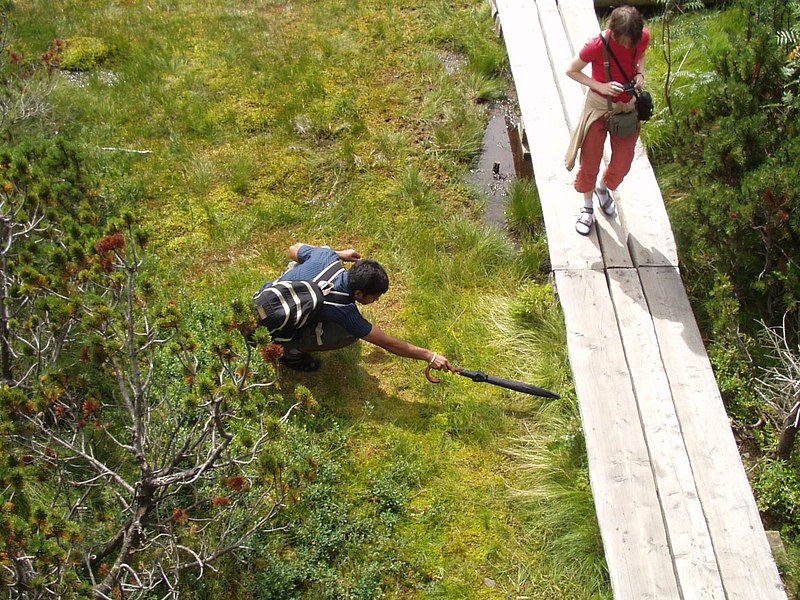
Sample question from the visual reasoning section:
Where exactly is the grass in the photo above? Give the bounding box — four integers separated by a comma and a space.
9, 0, 610, 597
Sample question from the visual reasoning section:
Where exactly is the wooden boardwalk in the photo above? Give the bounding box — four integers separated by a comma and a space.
492, 0, 787, 598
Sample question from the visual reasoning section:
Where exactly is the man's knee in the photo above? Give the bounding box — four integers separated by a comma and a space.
288, 321, 358, 353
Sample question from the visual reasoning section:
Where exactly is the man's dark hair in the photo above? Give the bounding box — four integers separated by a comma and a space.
349, 259, 389, 296
609, 5, 644, 46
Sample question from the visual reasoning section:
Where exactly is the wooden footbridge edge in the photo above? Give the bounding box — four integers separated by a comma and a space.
492, 0, 788, 598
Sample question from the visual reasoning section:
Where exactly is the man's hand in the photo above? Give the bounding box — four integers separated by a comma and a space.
336, 248, 361, 262
599, 80, 625, 96
428, 351, 456, 373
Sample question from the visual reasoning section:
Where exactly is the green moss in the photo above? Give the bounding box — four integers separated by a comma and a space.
60, 36, 112, 71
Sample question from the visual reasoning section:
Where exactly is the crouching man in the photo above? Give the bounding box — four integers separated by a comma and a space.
255, 242, 456, 374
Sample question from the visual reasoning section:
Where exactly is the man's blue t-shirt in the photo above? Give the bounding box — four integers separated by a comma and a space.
274, 245, 373, 339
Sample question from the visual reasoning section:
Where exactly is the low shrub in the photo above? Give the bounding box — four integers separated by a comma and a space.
753, 458, 800, 540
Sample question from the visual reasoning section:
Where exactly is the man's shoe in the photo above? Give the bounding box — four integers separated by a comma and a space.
279, 349, 322, 372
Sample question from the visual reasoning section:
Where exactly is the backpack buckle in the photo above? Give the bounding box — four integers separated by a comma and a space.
318, 279, 334, 295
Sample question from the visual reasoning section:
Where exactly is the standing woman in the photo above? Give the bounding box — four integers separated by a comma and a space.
564, 6, 649, 235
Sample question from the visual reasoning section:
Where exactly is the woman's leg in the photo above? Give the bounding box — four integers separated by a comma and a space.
574, 118, 608, 194
574, 119, 608, 234
602, 127, 638, 190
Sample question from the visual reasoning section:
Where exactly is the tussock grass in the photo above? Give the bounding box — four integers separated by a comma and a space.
486, 292, 612, 597
506, 178, 544, 234
463, 70, 507, 103
489, 288, 570, 390
506, 410, 611, 598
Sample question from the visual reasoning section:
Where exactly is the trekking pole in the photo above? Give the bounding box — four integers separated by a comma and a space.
425, 365, 560, 399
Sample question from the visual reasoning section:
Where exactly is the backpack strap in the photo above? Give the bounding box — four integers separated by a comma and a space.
252, 279, 321, 332
313, 260, 352, 307
312, 260, 346, 285
323, 290, 352, 306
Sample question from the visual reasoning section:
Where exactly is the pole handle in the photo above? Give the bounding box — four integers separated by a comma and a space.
425, 364, 441, 383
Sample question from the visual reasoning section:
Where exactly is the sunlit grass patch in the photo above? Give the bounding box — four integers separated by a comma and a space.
506, 177, 544, 235
430, 107, 486, 163
486, 286, 610, 597
436, 215, 513, 284
463, 70, 507, 103
391, 163, 438, 209
60, 35, 113, 70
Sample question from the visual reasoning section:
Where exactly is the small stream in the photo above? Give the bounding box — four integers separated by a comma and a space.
467, 101, 519, 231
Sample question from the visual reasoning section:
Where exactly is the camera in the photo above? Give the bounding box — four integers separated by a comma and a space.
622, 81, 637, 94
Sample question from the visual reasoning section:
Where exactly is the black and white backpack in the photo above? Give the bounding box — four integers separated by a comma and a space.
253, 261, 350, 342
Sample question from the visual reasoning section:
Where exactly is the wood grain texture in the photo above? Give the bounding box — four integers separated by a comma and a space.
555, 269, 680, 599
639, 267, 786, 599
608, 268, 724, 599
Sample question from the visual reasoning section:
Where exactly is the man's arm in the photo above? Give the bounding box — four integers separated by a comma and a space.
288, 243, 361, 263
288, 242, 306, 261
335, 248, 361, 262
363, 324, 455, 371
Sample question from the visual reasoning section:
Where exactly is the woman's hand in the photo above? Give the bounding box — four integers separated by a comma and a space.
597, 80, 625, 96
634, 72, 645, 90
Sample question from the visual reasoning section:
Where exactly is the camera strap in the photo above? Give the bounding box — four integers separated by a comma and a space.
599, 33, 638, 92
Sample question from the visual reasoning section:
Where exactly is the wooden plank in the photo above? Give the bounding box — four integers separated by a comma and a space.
554, 269, 680, 599
615, 143, 679, 268
592, 0, 727, 6
555, 0, 677, 269
558, 0, 601, 56
537, 0, 584, 131
556, 0, 628, 275
497, 0, 604, 271
639, 267, 787, 600
535, 0, 631, 270
499, 5, 786, 599
607, 269, 725, 599
537, 0, 633, 270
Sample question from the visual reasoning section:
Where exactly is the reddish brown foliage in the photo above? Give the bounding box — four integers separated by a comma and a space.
212, 495, 232, 508
172, 508, 188, 525
259, 343, 284, 362
95, 232, 125, 255
82, 399, 99, 418
224, 475, 247, 492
